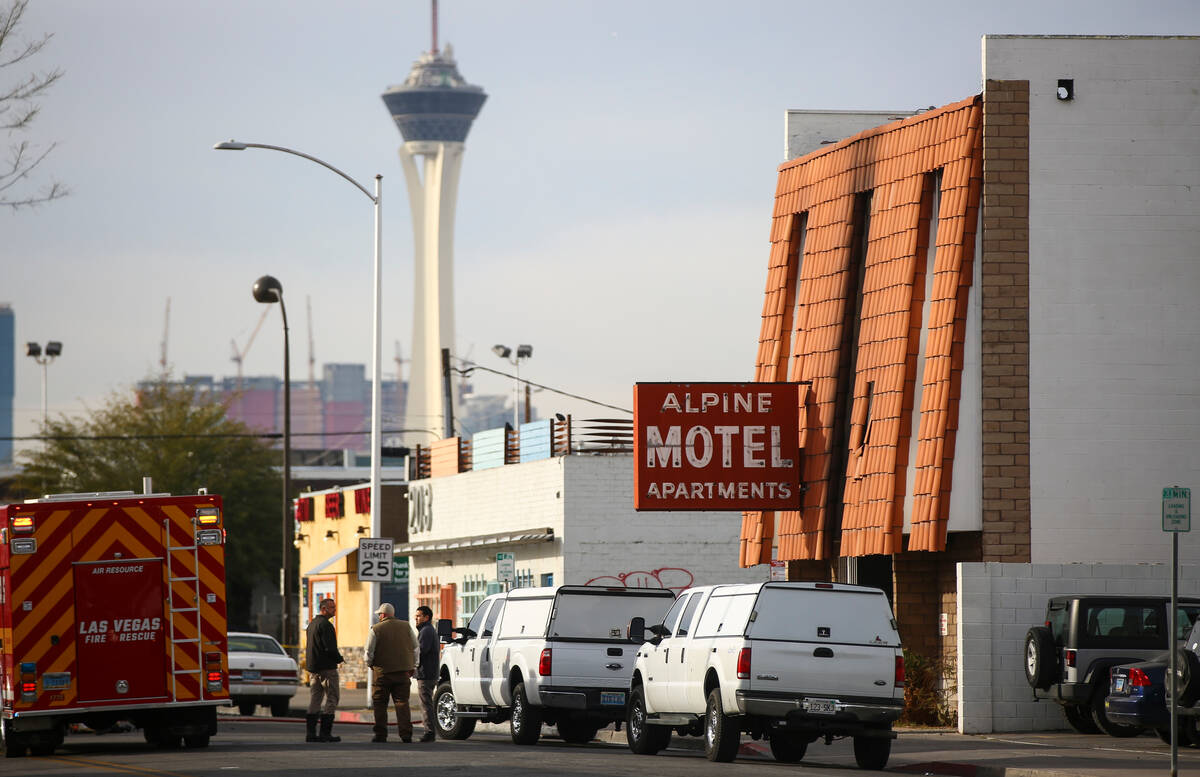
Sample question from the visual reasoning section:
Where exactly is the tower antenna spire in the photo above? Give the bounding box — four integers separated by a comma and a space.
431, 0, 439, 55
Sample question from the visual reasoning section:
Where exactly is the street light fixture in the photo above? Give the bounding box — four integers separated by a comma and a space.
252, 275, 292, 645
26, 340, 63, 426
493, 344, 533, 427
216, 139, 384, 655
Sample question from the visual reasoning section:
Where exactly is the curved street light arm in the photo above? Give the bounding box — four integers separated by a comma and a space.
214, 140, 376, 203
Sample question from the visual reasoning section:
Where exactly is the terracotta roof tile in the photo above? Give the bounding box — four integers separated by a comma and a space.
745, 96, 983, 562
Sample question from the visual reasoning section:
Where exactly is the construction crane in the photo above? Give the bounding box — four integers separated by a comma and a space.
306, 295, 316, 389
159, 298, 171, 376
230, 307, 271, 392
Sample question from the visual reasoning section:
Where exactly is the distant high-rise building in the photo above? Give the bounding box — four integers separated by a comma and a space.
0, 304, 13, 468
382, 4, 486, 444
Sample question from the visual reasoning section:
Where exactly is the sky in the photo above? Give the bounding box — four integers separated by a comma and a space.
5, 0, 1199, 459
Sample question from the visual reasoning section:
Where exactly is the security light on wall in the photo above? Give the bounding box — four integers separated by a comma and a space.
516, 344, 533, 358
492, 344, 511, 359
324, 529, 339, 542
1057, 79, 1074, 101
356, 525, 369, 535
293, 533, 309, 548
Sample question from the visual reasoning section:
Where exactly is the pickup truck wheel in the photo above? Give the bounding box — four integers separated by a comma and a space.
1062, 703, 1101, 734
433, 681, 475, 740
237, 702, 256, 716
1023, 627, 1057, 690
269, 699, 290, 718
703, 688, 739, 762
1090, 690, 1143, 737
626, 686, 670, 755
853, 733, 891, 770
556, 717, 598, 744
768, 731, 807, 763
509, 682, 542, 745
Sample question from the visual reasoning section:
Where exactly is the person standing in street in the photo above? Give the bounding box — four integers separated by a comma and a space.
414, 605, 438, 742
305, 598, 344, 743
366, 602, 418, 743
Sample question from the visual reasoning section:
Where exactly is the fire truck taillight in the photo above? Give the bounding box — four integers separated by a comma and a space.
20, 662, 37, 701
195, 507, 221, 526
196, 528, 224, 546
205, 652, 224, 692
11, 515, 34, 534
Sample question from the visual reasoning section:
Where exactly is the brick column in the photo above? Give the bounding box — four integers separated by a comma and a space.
979, 81, 1031, 563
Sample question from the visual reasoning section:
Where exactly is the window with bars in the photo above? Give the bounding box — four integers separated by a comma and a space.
416, 576, 440, 619
461, 574, 488, 624
515, 568, 535, 589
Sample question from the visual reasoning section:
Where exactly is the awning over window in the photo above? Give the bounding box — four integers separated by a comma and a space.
394, 527, 554, 555
303, 546, 356, 577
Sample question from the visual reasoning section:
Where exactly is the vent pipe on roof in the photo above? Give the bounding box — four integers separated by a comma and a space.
143, 477, 153, 495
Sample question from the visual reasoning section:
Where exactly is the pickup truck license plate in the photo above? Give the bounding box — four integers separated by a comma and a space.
242, 670, 261, 681
600, 692, 625, 706
804, 698, 837, 715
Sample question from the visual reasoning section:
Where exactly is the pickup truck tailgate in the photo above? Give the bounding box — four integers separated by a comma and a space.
547, 642, 633, 689
749, 640, 899, 697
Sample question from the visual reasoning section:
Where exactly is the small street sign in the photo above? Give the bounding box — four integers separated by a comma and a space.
393, 556, 409, 584
1163, 487, 1191, 533
357, 537, 394, 582
496, 552, 515, 584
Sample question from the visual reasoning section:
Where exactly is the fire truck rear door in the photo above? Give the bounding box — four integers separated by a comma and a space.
74, 559, 169, 702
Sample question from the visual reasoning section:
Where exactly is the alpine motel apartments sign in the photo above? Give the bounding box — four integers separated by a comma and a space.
634, 383, 802, 511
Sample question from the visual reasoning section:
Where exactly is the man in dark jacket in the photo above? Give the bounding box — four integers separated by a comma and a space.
305, 598, 344, 743
414, 605, 438, 742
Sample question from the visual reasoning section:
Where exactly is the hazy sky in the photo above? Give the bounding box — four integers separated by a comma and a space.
5, 0, 1198, 457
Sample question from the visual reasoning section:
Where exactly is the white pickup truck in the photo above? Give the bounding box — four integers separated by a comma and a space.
626, 581, 904, 769
433, 585, 675, 745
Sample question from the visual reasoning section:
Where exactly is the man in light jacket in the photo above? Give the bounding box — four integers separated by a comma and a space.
366, 602, 418, 743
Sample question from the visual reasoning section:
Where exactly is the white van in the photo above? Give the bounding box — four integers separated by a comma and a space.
627, 581, 904, 769
434, 585, 675, 745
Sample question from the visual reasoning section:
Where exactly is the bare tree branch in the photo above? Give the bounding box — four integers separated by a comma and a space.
1, 0, 66, 210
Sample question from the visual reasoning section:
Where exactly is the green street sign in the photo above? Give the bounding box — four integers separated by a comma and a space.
393, 556, 410, 583
1163, 487, 1191, 533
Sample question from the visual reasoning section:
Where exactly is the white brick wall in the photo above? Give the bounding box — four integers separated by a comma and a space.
408, 455, 763, 619
983, 36, 1200, 565
958, 561, 1200, 733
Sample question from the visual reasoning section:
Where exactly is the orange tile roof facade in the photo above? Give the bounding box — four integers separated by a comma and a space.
741, 96, 984, 566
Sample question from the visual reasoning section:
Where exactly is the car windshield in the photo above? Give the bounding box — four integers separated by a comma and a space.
229, 635, 284, 654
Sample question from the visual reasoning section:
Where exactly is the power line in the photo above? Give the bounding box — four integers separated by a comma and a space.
451, 355, 631, 415
1, 429, 438, 443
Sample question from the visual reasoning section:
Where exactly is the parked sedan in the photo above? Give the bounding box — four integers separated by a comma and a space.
1106, 655, 1197, 745
228, 632, 300, 717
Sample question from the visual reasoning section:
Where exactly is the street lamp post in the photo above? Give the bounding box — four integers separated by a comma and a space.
492, 344, 533, 428
215, 141, 383, 658
252, 276, 291, 647
26, 341, 63, 427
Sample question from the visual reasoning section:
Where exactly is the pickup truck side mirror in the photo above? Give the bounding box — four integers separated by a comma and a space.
436, 618, 454, 641
628, 617, 646, 643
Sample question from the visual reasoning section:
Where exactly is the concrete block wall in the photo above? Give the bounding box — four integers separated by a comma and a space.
561, 456, 766, 591
983, 36, 1200, 565
957, 561, 1200, 733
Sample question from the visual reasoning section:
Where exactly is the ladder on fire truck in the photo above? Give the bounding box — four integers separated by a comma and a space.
164, 519, 204, 702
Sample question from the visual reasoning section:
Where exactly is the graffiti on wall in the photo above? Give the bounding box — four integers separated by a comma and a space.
586, 567, 694, 594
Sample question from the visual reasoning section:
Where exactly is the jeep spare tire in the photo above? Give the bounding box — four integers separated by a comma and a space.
1173, 647, 1200, 707
1024, 626, 1057, 690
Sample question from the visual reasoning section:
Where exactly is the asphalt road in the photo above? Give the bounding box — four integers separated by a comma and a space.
2, 719, 887, 777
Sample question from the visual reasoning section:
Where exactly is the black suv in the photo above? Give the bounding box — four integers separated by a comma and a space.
1024, 595, 1200, 736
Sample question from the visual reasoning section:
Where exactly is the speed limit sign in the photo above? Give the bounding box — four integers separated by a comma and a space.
357, 538, 394, 582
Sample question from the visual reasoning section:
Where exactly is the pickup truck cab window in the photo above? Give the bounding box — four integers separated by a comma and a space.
466, 601, 491, 638
660, 594, 688, 635
674, 595, 703, 637
482, 600, 504, 637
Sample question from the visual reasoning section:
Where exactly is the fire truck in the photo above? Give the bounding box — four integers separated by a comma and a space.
1, 490, 230, 757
